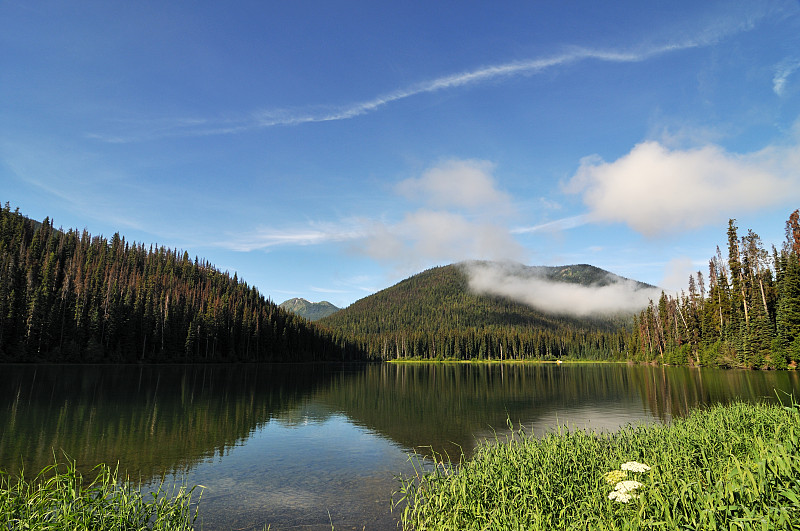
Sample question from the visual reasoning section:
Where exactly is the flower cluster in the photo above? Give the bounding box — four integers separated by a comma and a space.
621, 461, 651, 473
608, 490, 634, 502
605, 461, 650, 503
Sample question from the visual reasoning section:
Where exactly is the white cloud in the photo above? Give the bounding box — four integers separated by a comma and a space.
465, 262, 661, 316
660, 257, 698, 292
565, 140, 800, 236
358, 222, 406, 262
359, 159, 525, 271
383, 210, 522, 264
773, 58, 800, 96
397, 211, 477, 259
396, 159, 512, 212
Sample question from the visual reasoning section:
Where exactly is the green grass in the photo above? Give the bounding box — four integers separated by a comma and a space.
0, 459, 201, 530
396, 401, 800, 530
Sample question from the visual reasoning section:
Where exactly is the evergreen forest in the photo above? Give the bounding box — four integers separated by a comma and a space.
630, 211, 800, 369
0, 203, 363, 362
320, 264, 634, 361
3, 200, 800, 368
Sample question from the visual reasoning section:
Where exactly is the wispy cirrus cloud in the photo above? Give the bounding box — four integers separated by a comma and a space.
773, 58, 800, 96
1, 139, 150, 232
309, 286, 350, 294
89, 13, 764, 143
512, 215, 589, 234
220, 222, 367, 252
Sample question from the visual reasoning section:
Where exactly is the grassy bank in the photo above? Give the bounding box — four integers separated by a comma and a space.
0, 460, 201, 530
397, 401, 800, 530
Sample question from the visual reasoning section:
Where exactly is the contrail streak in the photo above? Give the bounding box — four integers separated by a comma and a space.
89, 19, 757, 143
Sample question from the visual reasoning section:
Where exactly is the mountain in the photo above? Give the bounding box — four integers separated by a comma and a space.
280, 298, 340, 321
319, 262, 652, 361
516, 263, 653, 288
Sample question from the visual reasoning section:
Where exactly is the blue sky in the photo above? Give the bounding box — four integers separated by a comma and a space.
2, 0, 800, 308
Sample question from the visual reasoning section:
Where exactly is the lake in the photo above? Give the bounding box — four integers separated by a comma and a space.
1, 362, 799, 529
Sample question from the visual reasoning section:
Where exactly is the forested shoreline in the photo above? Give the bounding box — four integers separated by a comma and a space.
0, 204, 363, 362
3, 201, 800, 368
631, 211, 800, 369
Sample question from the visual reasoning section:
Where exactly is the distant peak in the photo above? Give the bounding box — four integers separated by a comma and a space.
279, 298, 340, 321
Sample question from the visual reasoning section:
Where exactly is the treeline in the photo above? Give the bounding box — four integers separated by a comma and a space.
321, 264, 632, 361
631, 211, 800, 369
0, 204, 364, 362
341, 326, 631, 362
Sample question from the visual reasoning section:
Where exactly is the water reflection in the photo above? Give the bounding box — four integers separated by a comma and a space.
316, 363, 799, 457
1, 362, 798, 529
317, 363, 652, 457
0, 363, 341, 478
628, 364, 800, 420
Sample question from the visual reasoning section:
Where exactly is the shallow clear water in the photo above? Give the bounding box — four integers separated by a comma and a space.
1, 363, 798, 529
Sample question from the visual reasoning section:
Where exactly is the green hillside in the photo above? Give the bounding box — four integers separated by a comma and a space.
279, 298, 340, 321
0, 204, 363, 363
319, 263, 642, 361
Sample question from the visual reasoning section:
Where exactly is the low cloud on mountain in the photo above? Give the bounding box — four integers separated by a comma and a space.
464, 261, 662, 317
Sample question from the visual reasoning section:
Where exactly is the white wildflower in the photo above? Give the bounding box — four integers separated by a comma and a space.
620, 461, 651, 473
613, 480, 643, 494
606, 464, 647, 503
608, 490, 635, 503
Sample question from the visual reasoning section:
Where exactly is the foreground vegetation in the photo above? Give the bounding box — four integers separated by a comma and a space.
397, 401, 800, 530
0, 460, 200, 530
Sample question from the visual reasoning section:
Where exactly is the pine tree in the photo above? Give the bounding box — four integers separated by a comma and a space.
777, 252, 800, 364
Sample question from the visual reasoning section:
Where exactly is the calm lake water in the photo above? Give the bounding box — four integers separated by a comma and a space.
2, 362, 799, 529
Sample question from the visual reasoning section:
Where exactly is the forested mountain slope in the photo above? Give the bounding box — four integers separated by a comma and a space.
0, 204, 363, 362
319, 263, 641, 361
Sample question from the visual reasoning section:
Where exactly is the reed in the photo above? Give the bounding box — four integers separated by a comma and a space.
0, 459, 201, 530
396, 401, 800, 530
